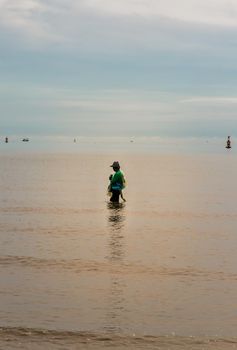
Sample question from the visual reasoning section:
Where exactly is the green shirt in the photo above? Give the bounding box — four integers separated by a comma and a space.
110, 170, 125, 190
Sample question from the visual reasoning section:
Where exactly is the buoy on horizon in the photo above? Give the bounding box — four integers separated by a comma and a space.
226, 136, 231, 149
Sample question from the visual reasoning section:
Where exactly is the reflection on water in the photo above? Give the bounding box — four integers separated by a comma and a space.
105, 276, 126, 333
105, 202, 126, 332
107, 202, 126, 261
107, 202, 126, 232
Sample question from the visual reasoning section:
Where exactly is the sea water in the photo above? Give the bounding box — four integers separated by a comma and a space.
0, 137, 237, 349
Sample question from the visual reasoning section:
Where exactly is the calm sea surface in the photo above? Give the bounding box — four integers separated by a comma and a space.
0, 138, 237, 349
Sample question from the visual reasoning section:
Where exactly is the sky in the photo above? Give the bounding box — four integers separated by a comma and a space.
1, 0, 237, 137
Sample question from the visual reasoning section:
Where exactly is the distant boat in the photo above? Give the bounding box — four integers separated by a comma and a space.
5, 137, 8, 143
22, 138, 29, 142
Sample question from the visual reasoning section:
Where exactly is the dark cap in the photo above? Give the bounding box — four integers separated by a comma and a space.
110, 161, 120, 168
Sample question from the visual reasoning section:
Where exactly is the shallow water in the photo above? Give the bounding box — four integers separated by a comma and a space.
0, 141, 237, 348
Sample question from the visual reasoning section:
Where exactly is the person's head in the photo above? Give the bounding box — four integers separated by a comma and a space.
110, 161, 120, 172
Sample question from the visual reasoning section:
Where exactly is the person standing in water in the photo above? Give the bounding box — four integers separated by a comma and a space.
226, 136, 231, 149
108, 161, 126, 203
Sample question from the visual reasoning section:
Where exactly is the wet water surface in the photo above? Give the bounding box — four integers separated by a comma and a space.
0, 150, 237, 348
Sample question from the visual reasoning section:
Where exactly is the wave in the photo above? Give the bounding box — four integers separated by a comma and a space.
0, 255, 236, 281
0, 206, 105, 215
1, 206, 237, 219
0, 326, 236, 349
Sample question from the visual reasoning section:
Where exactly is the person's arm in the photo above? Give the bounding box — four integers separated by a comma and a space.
121, 173, 126, 189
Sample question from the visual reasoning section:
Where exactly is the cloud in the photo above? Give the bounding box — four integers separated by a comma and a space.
82, 0, 237, 27
1, 82, 237, 136
54, 97, 171, 115
1, 0, 237, 51
181, 97, 237, 104
0, 1, 237, 138
0, 0, 64, 43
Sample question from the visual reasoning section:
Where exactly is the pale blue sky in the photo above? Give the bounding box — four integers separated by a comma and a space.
1, 0, 237, 137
